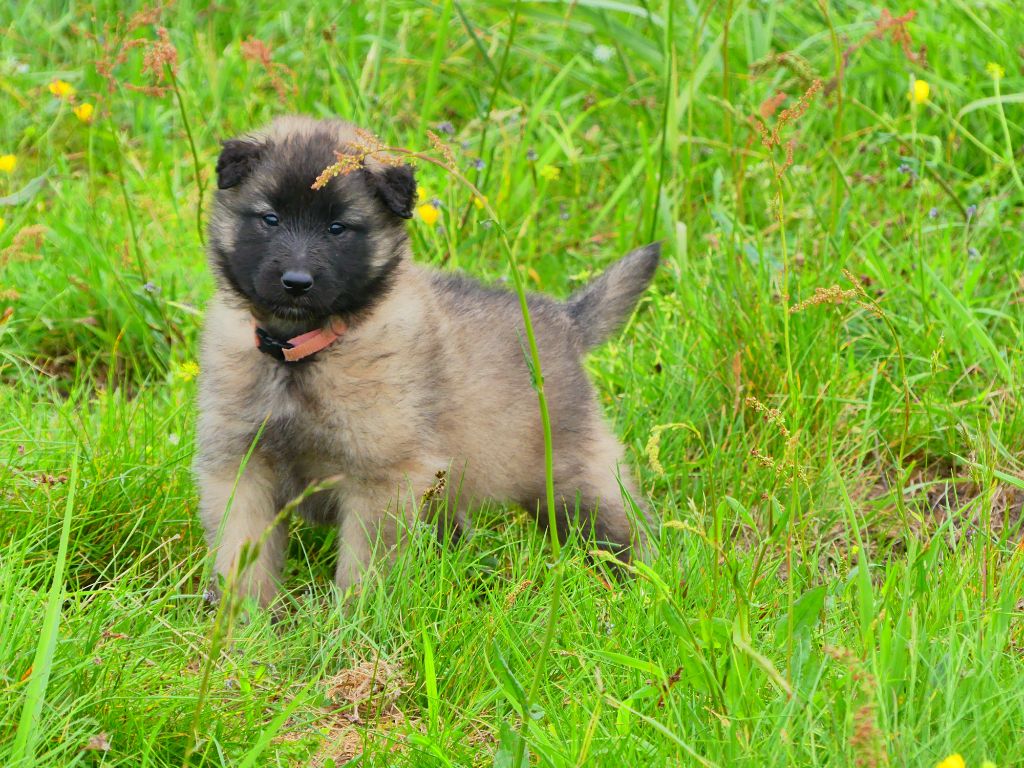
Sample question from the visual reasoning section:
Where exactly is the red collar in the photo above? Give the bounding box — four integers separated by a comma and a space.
253, 317, 347, 363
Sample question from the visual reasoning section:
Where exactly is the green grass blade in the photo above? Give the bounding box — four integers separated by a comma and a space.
11, 448, 79, 766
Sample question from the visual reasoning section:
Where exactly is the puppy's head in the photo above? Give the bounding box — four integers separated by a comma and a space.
208, 117, 416, 324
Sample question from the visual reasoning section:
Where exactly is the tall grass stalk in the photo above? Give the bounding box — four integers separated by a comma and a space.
11, 448, 80, 766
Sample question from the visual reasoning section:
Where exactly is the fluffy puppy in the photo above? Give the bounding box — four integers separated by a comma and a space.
195, 116, 659, 606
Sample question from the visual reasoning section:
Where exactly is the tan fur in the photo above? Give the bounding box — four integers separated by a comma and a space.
195, 117, 657, 607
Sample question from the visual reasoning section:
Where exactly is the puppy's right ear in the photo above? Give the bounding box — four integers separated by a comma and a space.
216, 139, 264, 189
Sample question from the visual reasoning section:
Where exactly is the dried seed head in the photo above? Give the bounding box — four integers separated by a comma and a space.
141, 27, 178, 84
427, 130, 456, 167
312, 130, 407, 190
759, 91, 787, 119
419, 469, 448, 506
750, 447, 778, 471
240, 36, 296, 100
789, 284, 860, 314
744, 396, 791, 439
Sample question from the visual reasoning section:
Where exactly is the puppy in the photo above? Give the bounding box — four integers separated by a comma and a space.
195, 116, 659, 606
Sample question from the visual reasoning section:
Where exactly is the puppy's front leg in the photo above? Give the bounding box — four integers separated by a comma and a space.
197, 457, 286, 608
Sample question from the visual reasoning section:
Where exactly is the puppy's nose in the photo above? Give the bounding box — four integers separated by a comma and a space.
281, 270, 314, 296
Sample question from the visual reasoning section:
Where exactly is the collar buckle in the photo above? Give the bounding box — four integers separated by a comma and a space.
254, 327, 295, 362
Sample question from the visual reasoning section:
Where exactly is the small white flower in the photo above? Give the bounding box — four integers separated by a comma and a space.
168, 433, 180, 445
592, 44, 614, 63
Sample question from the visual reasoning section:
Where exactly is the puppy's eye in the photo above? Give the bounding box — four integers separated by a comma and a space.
262, 213, 280, 227
329, 222, 346, 235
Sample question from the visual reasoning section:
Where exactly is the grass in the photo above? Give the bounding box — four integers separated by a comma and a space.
2, 1, 1024, 765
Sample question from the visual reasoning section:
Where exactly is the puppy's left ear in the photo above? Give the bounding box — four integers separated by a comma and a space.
365, 164, 416, 219
216, 139, 264, 190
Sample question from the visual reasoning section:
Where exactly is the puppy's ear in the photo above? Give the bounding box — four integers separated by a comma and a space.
216, 139, 264, 190
365, 164, 416, 219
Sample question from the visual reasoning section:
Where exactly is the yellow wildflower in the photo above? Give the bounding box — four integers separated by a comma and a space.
909, 79, 930, 105
935, 755, 965, 768
417, 187, 428, 203
417, 203, 440, 226
0, 154, 16, 173
48, 79, 75, 99
986, 62, 1005, 80
539, 165, 561, 181
174, 361, 200, 382
0, 217, 5, 232
527, 266, 541, 285
473, 195, 487, 210
73, 103, 95, 123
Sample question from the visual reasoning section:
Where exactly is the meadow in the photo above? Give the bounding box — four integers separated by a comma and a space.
2, 1, 1023, 765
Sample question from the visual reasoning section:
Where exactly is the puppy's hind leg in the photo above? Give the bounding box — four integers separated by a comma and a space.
578, 471, 651, 562
529, 438, 650, 562
576, 429, 651, 560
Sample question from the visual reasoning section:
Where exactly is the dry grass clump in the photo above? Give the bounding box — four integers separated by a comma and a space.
276, 656, 415, 766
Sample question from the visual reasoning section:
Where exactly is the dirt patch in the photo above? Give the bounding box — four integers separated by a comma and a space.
278, 655, 416, 766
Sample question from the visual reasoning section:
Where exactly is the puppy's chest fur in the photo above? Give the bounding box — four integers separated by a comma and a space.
261, 352, 434, 479
200, 293, 445, 486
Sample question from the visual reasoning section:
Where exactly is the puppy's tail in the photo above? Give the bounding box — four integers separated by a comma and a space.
566, 242, 660, 350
